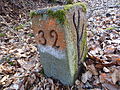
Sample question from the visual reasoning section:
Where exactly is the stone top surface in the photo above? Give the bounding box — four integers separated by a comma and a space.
33, 3, 87, 15
36, 6, 64, 14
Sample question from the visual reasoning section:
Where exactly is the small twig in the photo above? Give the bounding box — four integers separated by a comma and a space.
88, 52, 105, 63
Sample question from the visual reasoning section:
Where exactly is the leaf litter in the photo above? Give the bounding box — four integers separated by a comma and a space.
0, 0, 120, 89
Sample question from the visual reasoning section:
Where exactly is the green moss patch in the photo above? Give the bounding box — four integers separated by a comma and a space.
0, 33, 6, 37
105, 27, 116, 30
74, 2, 87, 12
15, 24, 24, 30
47, 9, 66, 24
8, 61, 14, 66
47, 2, 87, 24
66, 0, 72, 4
30, 11, 38, 18
28, 33, 34, 37
64, 2, 87, 12
30, 2, 87, 24
40, 68, 45, 75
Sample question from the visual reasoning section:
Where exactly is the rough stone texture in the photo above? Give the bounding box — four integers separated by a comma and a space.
32, 3, 87, 85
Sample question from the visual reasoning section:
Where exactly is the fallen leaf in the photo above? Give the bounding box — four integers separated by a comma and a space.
111, 69, 120, 84
0, 75, 9, 83
99, 73, 107, 83
87, 64, 98, 75
103, 67, 110, 73
104, 47, 115, 54
75, 79, 81, 85
102, 83, 119, 90
81, 71, 92, 83
105, 54, 120, 61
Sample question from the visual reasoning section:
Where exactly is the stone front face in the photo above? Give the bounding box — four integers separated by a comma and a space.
32, 3, 87, 85
32, 17, 66, 50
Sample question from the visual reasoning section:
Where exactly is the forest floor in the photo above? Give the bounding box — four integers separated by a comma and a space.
0, 0, 120, 90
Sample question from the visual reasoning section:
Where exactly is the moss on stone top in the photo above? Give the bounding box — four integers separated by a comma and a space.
47, 9, 66, 24
74, 2, 87, 12
66, 0, 72, 4
47, 2, 87, 24
30, 11, 38, 18
64, 2, 87, 12
30, 2, 87, 23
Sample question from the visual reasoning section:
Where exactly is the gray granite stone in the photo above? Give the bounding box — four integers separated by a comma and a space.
32, 3, 87, 85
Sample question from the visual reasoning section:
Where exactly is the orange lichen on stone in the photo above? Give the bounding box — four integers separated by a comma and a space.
32, 16, 66, 50
48, 19, 56, 27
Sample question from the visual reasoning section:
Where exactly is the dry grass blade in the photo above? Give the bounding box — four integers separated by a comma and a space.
88, 52, 105, 63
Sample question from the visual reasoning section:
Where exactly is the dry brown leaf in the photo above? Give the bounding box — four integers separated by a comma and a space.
87, 64, 98, 75
81, 71, 92, 83
104, 47, 115, 54
0, 64, 15, 74
111, 69, 120, 84
0, 75, 9, 83
105, 54, 120, 61
102, 83, 119, 90
95, 61, 119, 69
99, 73, 107, 83
3, 79, 13, 87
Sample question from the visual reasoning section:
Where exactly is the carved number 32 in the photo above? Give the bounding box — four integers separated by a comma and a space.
38, 30, 60, 48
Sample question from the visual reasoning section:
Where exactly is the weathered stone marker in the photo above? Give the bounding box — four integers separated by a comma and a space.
32, 3, 87, 85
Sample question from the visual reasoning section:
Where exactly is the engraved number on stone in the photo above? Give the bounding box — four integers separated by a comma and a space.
38, 30, 46, 45
38, 30, 59, 48
50, 30, 60, 48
